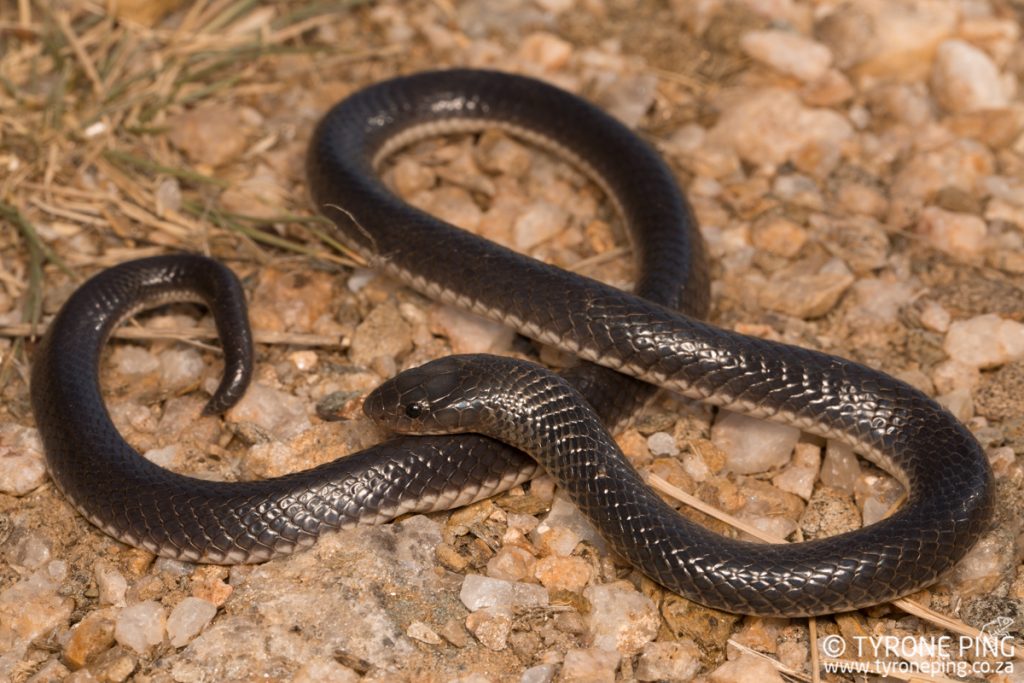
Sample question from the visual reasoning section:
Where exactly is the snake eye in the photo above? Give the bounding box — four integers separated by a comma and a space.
405, 401, 424, 419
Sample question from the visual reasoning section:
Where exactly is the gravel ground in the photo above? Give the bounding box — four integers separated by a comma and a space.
2, 1, 1024, 681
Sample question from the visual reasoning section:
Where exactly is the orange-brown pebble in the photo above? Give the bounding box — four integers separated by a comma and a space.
534, 556, 592, 592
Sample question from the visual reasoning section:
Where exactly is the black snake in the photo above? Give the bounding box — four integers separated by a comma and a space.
30, 69, 994, 616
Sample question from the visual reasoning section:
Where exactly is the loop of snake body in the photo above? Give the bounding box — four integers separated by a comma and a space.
31, 69, 993, 617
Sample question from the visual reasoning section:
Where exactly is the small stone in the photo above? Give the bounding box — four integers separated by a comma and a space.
732, 617, 784, 652
712, 411, 799, 475
937, 388, 974, 423
596, 72, 659, 129
114, 600, 166, 654
534, 0, 573, 14
406, 620, 443, 646
64, 608, 117, 669
429, 305, 515, 354
617, 429, 650, 463
743, 514, 798, 542
513, 201, 569, 251
709, 653, 786, 682
516, 31, 573, 71
486, 547, 537, 583
369, 354, 396, 378
708, 88, 852, 175
242, 442, 298, 479
153, 557, 193, 577
288, 350, 318, 372
465, 608, 512, 651
820, 440, 860, 493
291, 658, 360, 683
530, 476, 556, 506
25, 659, 70, 682
740, 480, 805, 525
917, 207, 987, 259
167, 597, 216, 647
553, 611, 587, 636
986, 176, 1024, 209
817, 1, 956, 78
533, 524, 582, 558
390, 157, 436, 196
168, 105, 248, 167
819, 216, 890, 275
520, 664, 558, 683
95, 563, 128, 607
801, 69, 855, 107
583, 581, 659, 656
435, 543, 470, 573
931, 39, 1008, 114
218, 165, 288, 219
417, 185, 482, 231
800, 486, 861, 540
649, 458, 695, 496
88, 648, 137, 682
156, 396, 209, 442
113, 345, 159, 375
506, 513, 540, 534
919, 301, 951, 333
689, 143, 741, 179
346, 268, 375, 293
534, 556, 592, 592
128, 577, 172, 610
449, 499, 495, 532
768, 177, 820, 215
857, 473, 905, 526
227, 383, 310, 441
122, 550, 155, 577
438, 618, 470, 648
646, 432, 679, 457
845, 278, 914, 330
961, 15, 1021, 63
0, 567, 74, 666
635, 639, 702, 682
945, 530, 1015, 596
349, 302, 413, 367
740, 29, 832, 82
757, 258, 855, 319
476, 131, 531, 176
949, 109, 1024, 149
891, 140, 993, 206
685, 440, 726, 482
835, 181, 888, 219
750, 216, 806, 258
190, 568, 233, 607
12, 536, 50, 570
0, 441, 47, 496
931, 359, 980, 394
772, 443, 821, 501
559, 647, 620, 683
459, 574, 548, 612
143, 444, 180, 469
895, 368, 934, 395
534, 495, 605, 553
975, 362, 1024, 422
944, 314, 1024, 369
777, 640, 808, 670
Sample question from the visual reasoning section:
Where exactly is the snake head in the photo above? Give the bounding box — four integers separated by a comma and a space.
364, 355, 488, 434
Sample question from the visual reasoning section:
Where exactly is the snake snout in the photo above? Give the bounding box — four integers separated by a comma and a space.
364, 355, 487, 434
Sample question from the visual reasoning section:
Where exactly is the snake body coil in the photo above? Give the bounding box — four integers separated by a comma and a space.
32, 69, 993, 616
